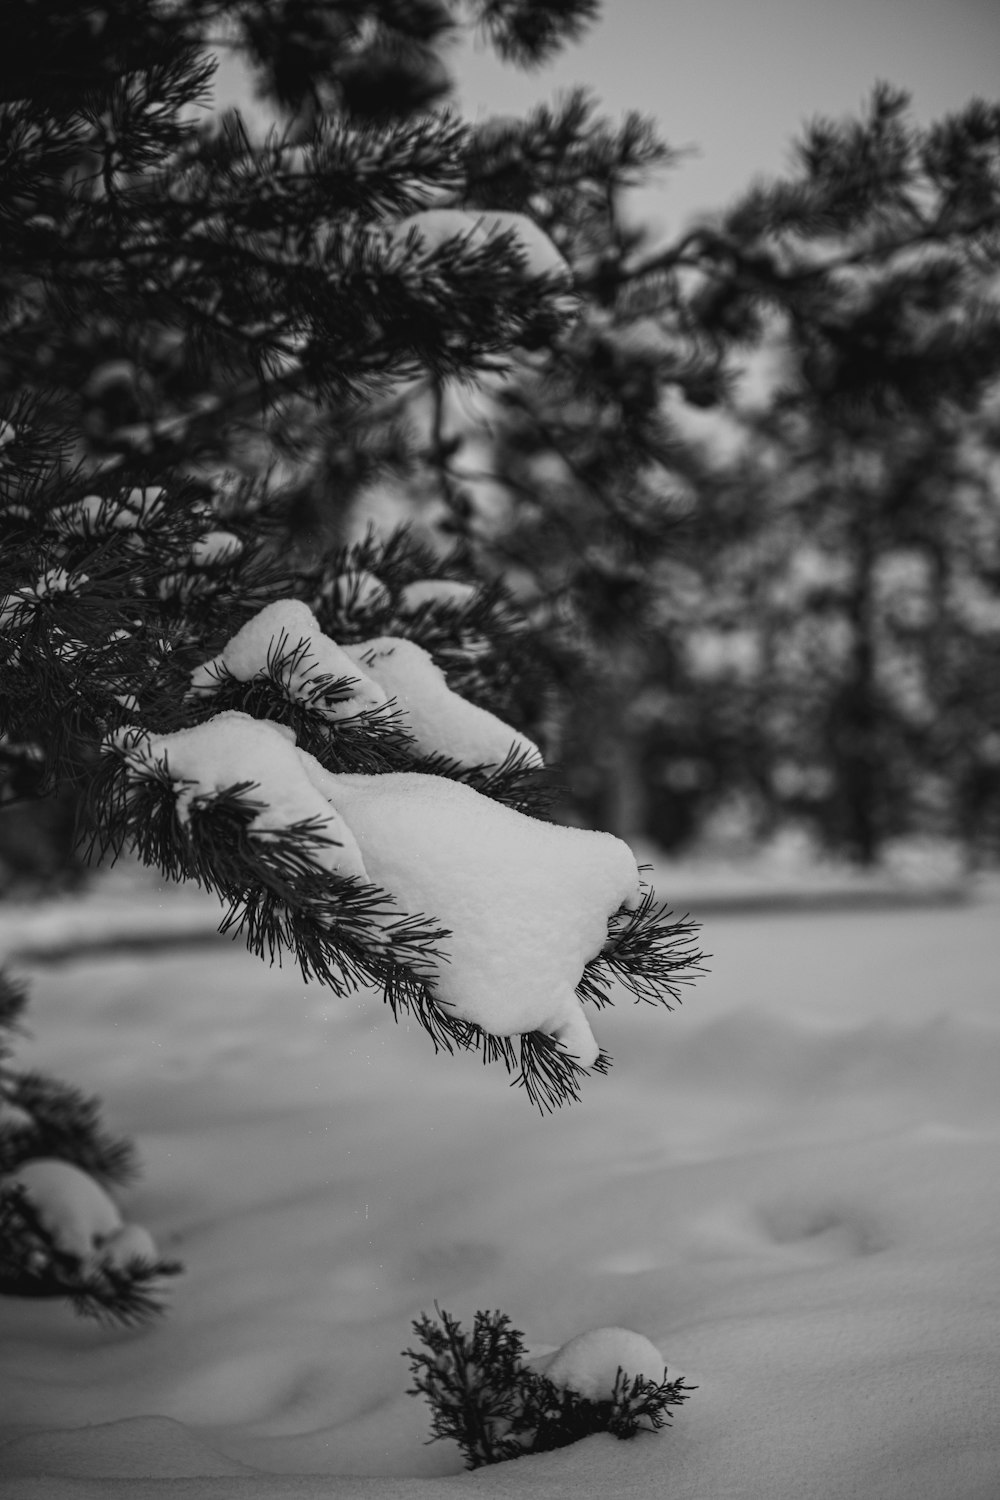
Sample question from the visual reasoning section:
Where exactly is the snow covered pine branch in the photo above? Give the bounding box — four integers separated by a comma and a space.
0, 970, 182, 1324
94, 588, 703, 1112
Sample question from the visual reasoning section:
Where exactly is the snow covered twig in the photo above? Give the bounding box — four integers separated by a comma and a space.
0, 971, 182, 1326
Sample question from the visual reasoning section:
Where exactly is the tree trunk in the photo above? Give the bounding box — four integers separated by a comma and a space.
836, 455, 881, 866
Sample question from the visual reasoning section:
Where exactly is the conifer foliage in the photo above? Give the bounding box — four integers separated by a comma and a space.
405, 1305, 694, 1468
474, 83, 1000, 854
0, 970, 182, 1324
1, 0, 705, 1143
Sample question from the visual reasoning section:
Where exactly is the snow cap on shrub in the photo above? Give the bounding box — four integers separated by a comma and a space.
542, 1326, 668, 1400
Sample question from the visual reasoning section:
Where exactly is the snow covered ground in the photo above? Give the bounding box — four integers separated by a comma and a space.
1, 861, 999, 1499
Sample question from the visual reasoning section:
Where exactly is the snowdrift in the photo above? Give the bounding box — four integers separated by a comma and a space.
1, 874, 999, 1499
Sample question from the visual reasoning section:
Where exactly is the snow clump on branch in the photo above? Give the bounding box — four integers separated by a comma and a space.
189, 600, 388, 722
305, 765, 641, 1065
121, 711, 369, 880
189, 599, 541, 770
6, 1159, 160, 1276
118, 711, 638, 1067
344, 635, 541, 770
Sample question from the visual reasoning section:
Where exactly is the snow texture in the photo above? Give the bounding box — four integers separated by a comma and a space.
343, 636, 541, 770
307, 768, 640, 1061
1, 877, 1000, 1499
541, 1327, 667, 1400
189, 601, 387, 721
127, 712, 368, 880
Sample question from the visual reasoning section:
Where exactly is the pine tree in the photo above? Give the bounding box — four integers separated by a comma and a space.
0, 969, 182, 1324
9, 3, 993, 1331
0, 3, 706, 1322
656, 85, 1000, 862
468, 82, 1000, 859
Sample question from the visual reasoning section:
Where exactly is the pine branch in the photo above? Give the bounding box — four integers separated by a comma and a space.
0, 1069, 139, 1184
410, 744, 555, 818
0, 969, 141, 1181
0, 1183, 181, 1328
471, 1, 601, 69
578, 880, 707, 1011
182, 641, 416, 773
306, 525, 542, 726
370, 994, 599, 1115
514, 1030, 598, 1112
65, 1255, 184, 1330
92, 749, 450, 981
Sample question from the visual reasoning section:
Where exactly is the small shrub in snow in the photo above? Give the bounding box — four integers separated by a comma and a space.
0, 971, 181, 1325
404, 1305, 694, 1469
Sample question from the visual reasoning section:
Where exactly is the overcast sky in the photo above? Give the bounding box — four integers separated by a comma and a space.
452, 0, 1000, 236
213, 0, 1000, 237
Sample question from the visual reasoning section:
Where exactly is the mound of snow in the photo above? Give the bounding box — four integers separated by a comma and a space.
542, 1327, 667, 1400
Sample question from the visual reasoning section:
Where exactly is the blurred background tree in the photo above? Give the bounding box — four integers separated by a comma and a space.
2, 4, 999, 888
457, 83, 1000, 865
632, 85, 1000, 865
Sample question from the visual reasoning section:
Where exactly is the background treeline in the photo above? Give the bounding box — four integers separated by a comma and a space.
2, 0, 999, 890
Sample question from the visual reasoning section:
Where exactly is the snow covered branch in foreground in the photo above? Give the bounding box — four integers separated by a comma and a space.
186, 598, 542, 773
97, 696, 702, 1109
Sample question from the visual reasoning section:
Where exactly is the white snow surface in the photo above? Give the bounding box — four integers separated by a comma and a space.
540, 1327, 667, 1400
343, 636, 541, 770
2, 870, 1000, 1499
309, 770, 640, 1059
128, 713, 368, 880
